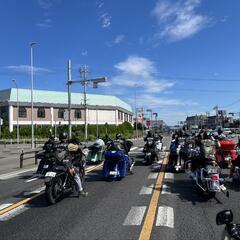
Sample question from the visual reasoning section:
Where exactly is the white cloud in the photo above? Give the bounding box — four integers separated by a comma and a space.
152, 0, 210, 41
5, 65, 52, 74
38, 0, 53, 10
136, 94, 198, 106
100, 13, 111, 28
114, 35, 125, 44
81, 50, 88, 56
111, 56, 174, 93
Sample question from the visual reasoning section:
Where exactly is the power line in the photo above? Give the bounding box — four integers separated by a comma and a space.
173, 88, 240, 93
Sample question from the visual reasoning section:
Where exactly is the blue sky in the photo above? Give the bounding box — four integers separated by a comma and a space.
1, 0, 240, 125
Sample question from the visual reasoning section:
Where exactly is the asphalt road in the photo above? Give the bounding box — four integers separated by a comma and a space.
1, 136, 240, 240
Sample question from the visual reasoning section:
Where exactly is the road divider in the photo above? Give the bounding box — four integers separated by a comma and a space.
138, 152, 169, 240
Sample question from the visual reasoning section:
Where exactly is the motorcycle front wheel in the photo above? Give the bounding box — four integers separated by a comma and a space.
45, 177, 63, 205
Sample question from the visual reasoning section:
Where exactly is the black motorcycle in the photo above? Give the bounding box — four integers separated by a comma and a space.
143, 137, 157, 165
45, 144, 85, 205
36, 138, 58, 176
217, 210, 240, 240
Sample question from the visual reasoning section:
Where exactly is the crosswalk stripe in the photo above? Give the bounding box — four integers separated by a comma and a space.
139, 184, 154, 195
161, 184, 171, 194
164, 173, 174, 180
156, 206, 174, 228
123, 206, 147, 226
148, 173, 158, 179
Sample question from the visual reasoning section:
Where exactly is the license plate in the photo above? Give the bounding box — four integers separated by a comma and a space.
43, 165, 49, 169
111, 151, 116, 153
45, 172, 56, 177
208, 168, 218, 174
146, 153, 151, 156
109, 171, 117, 175
224, 157, 231, 161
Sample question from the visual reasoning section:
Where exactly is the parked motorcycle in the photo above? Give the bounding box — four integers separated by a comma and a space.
103, 140, 132, 180
217, 210, 240, 240
143, 137, 158, 165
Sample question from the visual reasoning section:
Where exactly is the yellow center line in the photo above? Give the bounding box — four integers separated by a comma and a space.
0, 162, 103, 216
138, 152, 169, 240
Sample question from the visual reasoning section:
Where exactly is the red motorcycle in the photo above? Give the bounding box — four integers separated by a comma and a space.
215, 140, 237, 168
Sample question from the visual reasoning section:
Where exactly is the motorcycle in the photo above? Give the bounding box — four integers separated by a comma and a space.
186, 160, 228, 197
45, 144, 85, 204
87, 143, 104, 163
217, 210, 240, 240
36, 138, 58, 176
143, 137, 158, 165
215, 140, 237, 168
103, 140, 133, 180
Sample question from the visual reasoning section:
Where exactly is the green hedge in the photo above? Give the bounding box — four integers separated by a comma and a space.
0, 122, 135, 141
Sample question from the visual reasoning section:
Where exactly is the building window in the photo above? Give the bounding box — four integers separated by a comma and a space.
124, 113, 128, 122
129, 115, 132, 122
19, 107, 27, 118
75, 110, 81, 119
58, 109, 65, 119
37, 108, 45, 118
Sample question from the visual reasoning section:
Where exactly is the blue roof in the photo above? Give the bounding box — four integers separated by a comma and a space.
0, 88, 132, 112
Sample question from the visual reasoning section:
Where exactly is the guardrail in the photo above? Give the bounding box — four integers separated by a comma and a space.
19, 148, 43, 168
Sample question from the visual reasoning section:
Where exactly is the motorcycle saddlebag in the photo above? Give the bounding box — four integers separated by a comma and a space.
219, 140, 236, 150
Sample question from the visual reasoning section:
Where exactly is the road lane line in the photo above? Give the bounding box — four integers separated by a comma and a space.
156, 206, 174, 228
148, 173, 158, 179
0, 162, 103, 217
123, 206, 147, 226
0, 203, 13, 211
0, 204, 29, 221
139, 184, 154, 195
0, 167, 37, 180
138, 152, 169, 240
25, 176, 41, 183
164, 173, 174, 180
23, 186, 46, 196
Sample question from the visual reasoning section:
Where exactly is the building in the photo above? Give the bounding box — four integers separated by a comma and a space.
0, 88, 133, 132
186, 115, 208, 130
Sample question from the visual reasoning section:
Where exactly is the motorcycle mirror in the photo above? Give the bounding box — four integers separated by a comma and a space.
216, 210, 233, 225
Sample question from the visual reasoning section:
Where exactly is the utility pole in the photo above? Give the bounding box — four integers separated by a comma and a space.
80, 66, 89, 141
67, 61, 106, 142
67, 60, 72, 139
134, 84, 138, 138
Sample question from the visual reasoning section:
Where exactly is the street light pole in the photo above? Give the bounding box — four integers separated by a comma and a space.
67, 59, 72, 139
12, 80, 19, 144
30, 42, 37, 149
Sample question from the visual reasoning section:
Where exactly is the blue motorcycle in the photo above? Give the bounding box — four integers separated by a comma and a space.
102, 140, 133, 180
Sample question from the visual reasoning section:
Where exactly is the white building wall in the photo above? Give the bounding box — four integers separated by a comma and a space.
88, 109, 116, 124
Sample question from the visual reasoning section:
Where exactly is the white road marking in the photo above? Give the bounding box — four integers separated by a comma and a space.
25, 176, 40, 183
161, 184, 171, 195
148, 173, 158, 179
0, 204, 29, 221
0, 203, 13, 211
123, 206, 147, 226
162, 146, 166, 151
156, 206, 174, 228
23, 186, 45, 196
139, 184, 154, 195
0, 167, 37, 180
164, 173, 174, 180
130, 147, 138, 151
